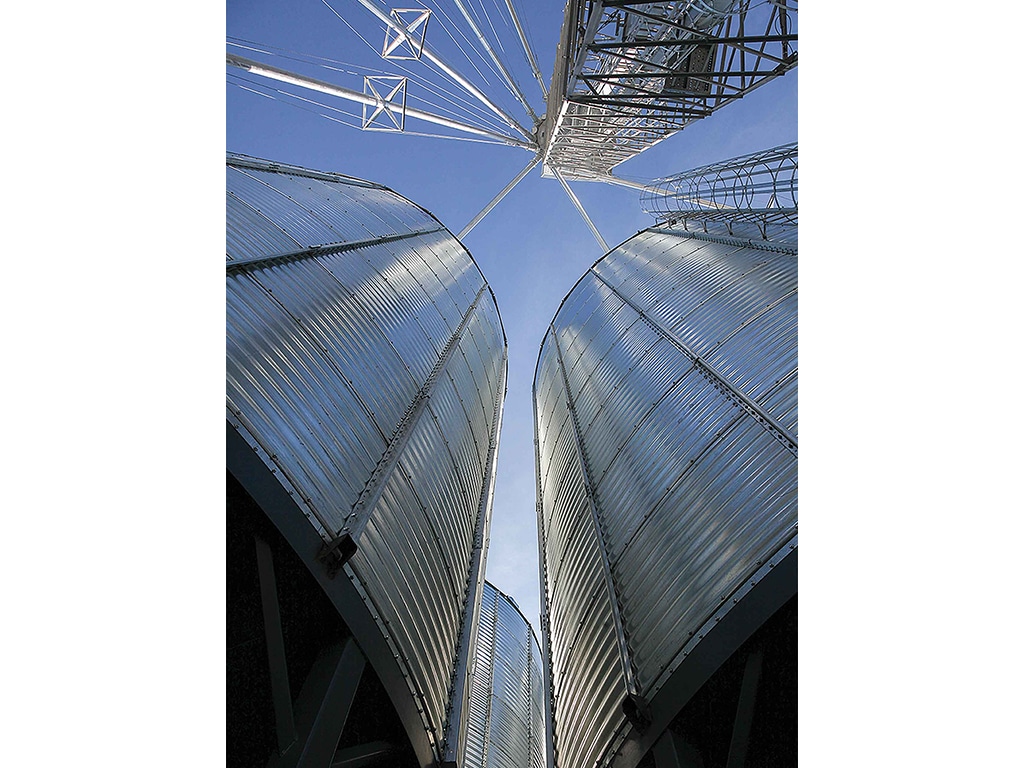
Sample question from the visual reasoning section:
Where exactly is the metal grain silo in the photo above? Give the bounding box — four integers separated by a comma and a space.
226, 154, 507, 768
534, 205, 797, 768
464, 582, 547, 768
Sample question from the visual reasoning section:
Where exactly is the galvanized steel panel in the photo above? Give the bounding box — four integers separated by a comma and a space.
351, 183, 439, 232
442, 354, 489, 489
225, 191, 302, 262
242, 168, 386, 241
535, 223, 797, 768
464, 583, 547, 768
535, 335, 628, 768
354, 463, 461, 721
278, 249, 419, 435
227, 155, 506, 764
226, 165, 376, 251
226, 273, 384, 534
326, 243, 441, 387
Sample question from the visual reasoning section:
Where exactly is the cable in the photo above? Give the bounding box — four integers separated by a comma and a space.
228, 72, 517, 146
320, 0, 512, 134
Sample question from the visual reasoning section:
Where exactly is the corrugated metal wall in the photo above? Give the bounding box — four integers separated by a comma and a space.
534, 224, 797, 768
465, 582, 547, 768
226, 154, 507, 761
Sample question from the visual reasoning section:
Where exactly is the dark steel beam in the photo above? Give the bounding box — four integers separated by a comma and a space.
255, 535, 298, 755
227, 423, 436, 767
612, 547, 796, 768
779, 1, 791, 58
279, 637, 366, 768
330, 741, 396, 768
569, 91, 711, 105
578, 69, 781, 82
576, 78, 674, 99
599, 0, 683, 5
652, 729, 704, 768
567, 97, 713, 116
588, 35, 795, 51
593, 3, 710, 37
581, 49, 680, 75
725, 652, 763, 768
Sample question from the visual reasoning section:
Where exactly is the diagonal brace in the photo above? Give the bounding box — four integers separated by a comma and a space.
459, 155, 540, 239
279, 637, 367, 768
553, 167, 609, 252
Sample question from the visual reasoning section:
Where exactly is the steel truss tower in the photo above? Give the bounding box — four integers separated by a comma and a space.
543, 0, 798, 180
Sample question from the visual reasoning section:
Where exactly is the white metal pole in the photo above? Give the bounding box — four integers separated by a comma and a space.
350, 0, 535, 144
227, 53, 534, 149
504, 0, 548, 98
552, 167, 609, 252
458, 155, 540, 239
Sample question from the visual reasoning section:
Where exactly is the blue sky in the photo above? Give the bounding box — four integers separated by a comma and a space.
227, 0, 798, 633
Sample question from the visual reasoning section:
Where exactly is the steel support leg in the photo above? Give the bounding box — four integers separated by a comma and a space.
458, 155, 540, 239
652, 729, 704, 768
255, 535, 298, 755
725, 651, 763, 768
553, 167, 610, 252
279, 637, 367, 768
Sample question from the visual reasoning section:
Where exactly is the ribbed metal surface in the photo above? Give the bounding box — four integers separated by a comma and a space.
465, 582, 547, 768
226, 158, 437, 262
534, 224, 797, 768
226, 154, 507, 761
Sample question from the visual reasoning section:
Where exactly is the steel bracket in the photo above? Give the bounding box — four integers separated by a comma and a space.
623, 692, 652, 733
316, 532, 358, 579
